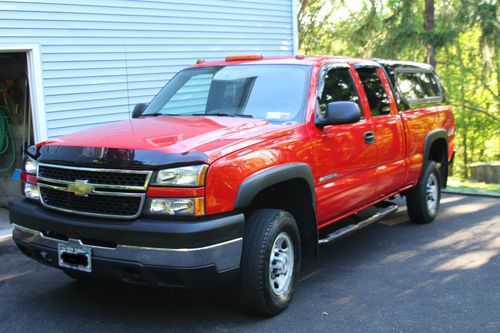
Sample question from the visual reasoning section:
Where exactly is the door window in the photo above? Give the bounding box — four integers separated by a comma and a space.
356, 67, 391, 117
318, 67, 360, 117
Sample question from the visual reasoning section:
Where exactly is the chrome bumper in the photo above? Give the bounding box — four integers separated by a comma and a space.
13, 224, 242, 272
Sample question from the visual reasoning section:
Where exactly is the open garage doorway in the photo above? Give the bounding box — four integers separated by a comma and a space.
0, 46, 45, 207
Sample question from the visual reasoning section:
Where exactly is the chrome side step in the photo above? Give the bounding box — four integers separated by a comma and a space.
318, 204, 399, 245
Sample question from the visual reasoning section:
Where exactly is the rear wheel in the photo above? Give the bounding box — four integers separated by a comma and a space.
406, 161, 441, 224
238, 209, 300, 316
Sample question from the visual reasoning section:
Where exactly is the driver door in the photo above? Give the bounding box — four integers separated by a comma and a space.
312, 65, 378, 227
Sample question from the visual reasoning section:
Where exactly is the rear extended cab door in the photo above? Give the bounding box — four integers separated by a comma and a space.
352, 63, 407, 198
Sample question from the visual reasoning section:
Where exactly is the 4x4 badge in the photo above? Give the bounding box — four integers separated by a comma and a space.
67, 180, 93, 197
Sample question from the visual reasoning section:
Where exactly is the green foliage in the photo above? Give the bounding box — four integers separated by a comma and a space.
298, 0, 499, 178
448, 177, 500, 194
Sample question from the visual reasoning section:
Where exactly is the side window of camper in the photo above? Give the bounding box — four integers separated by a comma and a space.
395, 71, 443, 107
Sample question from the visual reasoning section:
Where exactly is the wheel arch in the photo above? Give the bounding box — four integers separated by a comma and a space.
235, 163, 318, 259
234, 163, 316, 210
424, 129, 449, 187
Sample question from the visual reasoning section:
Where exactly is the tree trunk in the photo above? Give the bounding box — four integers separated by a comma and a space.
297, 0, 309, 50
456, 43, 468, 177
424, 0, 436, 67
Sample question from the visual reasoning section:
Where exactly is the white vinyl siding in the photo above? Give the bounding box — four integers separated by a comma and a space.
0, 0, 295, 138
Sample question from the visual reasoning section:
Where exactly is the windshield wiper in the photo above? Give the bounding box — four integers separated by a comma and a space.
141, 113, 182, 117
192, 113, 253, 118
142, 112, 253, 118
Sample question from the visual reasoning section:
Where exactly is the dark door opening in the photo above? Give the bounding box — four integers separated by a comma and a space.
0, 52, 34, 207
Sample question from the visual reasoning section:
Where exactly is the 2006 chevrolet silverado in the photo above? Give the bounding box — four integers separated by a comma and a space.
10, 55, 455, 316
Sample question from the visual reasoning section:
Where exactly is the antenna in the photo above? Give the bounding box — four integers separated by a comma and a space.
124, 41, 131, 116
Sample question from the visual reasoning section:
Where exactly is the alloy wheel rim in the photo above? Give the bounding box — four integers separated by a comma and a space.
426, 173, 438, 215
269, 232, 294, 296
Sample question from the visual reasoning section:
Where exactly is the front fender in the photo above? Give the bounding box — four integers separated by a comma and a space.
234, 163, 316, 210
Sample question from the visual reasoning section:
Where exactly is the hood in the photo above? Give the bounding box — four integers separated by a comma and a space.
35, 116, 293, 168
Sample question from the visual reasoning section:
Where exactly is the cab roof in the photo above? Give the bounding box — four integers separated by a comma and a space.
189, 55, 435, 74
190, 55, 381, 68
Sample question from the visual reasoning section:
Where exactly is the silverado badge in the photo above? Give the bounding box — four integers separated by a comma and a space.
67, 180, 93, 197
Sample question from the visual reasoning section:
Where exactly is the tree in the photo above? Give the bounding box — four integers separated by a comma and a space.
424, 0, 436, 67
298, 0, 499, 178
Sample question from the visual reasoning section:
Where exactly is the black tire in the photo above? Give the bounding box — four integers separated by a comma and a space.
406, 161, 441, 224
238, 209, 301, 316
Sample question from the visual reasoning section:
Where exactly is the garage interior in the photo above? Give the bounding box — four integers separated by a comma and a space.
0, 52, 34, 207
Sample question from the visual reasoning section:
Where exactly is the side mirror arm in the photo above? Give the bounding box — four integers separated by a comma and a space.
132, 103, 148, 119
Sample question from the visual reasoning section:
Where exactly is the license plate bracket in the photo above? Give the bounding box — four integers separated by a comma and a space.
58, 243, 92, 272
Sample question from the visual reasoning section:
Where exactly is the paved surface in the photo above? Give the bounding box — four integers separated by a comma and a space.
0, 209, 10, 240
0, 194, 499, 333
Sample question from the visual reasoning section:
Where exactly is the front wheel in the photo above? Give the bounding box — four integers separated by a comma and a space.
238, 209, 300, 316
406, 161, 441, 224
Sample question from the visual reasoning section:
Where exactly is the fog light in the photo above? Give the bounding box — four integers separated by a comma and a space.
147, 198, 204, 216
24, 183, 40, 200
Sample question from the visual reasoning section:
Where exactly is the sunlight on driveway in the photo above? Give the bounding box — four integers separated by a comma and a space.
433, 250, 499, 271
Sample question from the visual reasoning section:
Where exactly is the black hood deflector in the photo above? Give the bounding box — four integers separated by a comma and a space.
28, 145, 208, 169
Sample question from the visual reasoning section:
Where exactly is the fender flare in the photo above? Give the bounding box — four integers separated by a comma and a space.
423, 129, 448, 163
423, 129, 449, 186
234, 163, 316, 210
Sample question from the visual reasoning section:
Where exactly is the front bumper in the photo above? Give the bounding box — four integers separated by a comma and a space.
10, 200, 244, 288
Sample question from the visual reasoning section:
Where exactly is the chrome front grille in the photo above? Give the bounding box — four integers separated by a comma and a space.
37, 163, 153, 219
38, 165, 150, 189
40, 187, 144, 217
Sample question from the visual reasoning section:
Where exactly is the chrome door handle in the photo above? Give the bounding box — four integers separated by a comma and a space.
364, 131, 375, 144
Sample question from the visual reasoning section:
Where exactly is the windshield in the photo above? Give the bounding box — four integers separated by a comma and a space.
143, 64, 311, 124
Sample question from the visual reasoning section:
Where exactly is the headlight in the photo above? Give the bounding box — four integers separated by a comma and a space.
153, 165, 207, 186
146, 198, 204, 216
24, 157, 38, 174
24, 183, 40, 200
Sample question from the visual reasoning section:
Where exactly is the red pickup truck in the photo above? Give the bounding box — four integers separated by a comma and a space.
10, 55, 455, 316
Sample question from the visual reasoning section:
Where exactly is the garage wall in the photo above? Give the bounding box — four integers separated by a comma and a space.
0, 0, 296, 138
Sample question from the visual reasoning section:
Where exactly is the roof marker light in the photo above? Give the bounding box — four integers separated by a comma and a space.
225, 54, 263, 62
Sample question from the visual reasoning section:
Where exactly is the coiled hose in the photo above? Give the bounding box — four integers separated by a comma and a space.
0, 105, 16, 173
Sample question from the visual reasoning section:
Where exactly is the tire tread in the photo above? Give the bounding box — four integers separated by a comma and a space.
407, 161, 441, 224
238, 209, 298, 316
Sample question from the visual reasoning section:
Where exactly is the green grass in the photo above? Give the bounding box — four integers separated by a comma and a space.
447, 177, 500, 195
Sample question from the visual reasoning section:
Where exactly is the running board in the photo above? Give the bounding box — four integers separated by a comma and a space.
318, 204, 399, 245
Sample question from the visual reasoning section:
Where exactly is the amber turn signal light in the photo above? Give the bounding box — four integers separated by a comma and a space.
225, 54, 263, 62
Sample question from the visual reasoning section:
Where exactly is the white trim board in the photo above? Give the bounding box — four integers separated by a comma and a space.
0, 44, 47, 143
291, 0, 299, 55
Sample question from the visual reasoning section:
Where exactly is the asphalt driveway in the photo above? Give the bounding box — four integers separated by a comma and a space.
0, 193, 499, 333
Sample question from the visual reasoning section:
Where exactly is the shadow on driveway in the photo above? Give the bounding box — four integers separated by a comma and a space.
1, 194, 499, 332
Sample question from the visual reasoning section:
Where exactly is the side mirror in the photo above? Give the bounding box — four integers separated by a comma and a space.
316, 101, 361, 128
132, 103, 148, 119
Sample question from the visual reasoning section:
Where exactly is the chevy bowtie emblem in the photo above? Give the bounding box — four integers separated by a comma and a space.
67, 180, 93, 196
